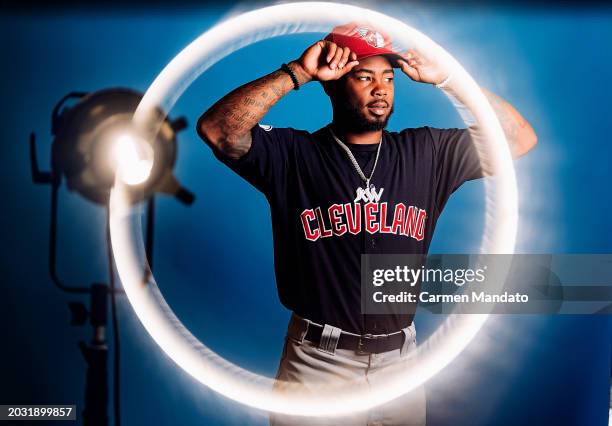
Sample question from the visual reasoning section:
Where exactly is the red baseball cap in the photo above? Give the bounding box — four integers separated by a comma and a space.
323, 23, 403, 68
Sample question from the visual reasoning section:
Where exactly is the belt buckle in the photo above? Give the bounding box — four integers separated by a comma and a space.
357, 333, 379, 355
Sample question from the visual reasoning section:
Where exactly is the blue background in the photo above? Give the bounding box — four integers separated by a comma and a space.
1, 2, 611, 425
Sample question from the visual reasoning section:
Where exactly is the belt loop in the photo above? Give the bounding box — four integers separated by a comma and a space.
400, 323, 416, 357
290, 313, 309, 344
318, 324, 341, 355
298, 317, 309, 344
400, 328, 410, 356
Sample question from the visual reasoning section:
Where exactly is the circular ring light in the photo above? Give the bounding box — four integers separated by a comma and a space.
109, 1, 518, 417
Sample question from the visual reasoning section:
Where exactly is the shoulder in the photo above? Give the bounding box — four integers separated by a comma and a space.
252, 124, 313, 144
391, 126, 456, 140
390, 126, 468, 149
384, 127, 438, 148
385, 126, 433, 140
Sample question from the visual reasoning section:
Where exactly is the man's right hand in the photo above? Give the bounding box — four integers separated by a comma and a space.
294, 40, 359, 82
198, 40, 358, 160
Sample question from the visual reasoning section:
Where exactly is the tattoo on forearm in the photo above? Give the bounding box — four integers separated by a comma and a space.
243, 97, 267, 109
483, 89, 529, 156
199, 68, 295, 158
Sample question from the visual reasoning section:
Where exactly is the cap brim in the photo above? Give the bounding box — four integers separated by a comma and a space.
357, 52, 403, 68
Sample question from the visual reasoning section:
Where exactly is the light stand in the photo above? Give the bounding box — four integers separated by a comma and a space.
30, 88, 194, 426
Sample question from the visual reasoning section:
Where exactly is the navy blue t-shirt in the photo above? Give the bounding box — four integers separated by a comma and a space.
210, 124, 483, 334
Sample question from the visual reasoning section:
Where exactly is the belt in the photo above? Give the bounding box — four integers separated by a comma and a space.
304, 322, 405, 355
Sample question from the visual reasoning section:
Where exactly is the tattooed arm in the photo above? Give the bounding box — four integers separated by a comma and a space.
397, 50, 538, 159
480, 87, 538, 158
197, 40, 360, 159
196, 66, 304, 159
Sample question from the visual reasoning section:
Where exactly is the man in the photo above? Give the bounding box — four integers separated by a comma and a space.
197, 23, 536, 426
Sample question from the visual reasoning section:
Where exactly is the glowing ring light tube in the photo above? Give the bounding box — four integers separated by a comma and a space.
109, 1, 518, 417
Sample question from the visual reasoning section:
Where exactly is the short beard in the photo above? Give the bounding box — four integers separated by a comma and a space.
333, 101, 394, 133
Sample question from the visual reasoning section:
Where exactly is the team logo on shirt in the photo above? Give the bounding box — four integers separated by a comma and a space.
299, 199, 427, 242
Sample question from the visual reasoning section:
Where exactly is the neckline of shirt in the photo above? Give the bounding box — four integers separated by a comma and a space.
345, 141, 381, 153
317, 126, 387, 153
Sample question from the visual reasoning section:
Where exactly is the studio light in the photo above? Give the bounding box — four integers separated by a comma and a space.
112, 132, 154, 186
30, 87, 195, 426
39, 87, 193, 205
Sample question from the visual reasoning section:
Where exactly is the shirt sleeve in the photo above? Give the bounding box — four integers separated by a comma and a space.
208, 124, 295, 199
427, 127, 484, 212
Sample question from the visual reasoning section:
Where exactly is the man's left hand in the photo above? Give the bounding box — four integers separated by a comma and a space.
397, 49, 449, 86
